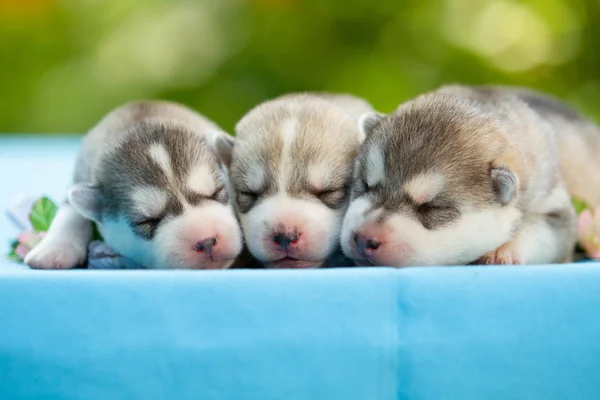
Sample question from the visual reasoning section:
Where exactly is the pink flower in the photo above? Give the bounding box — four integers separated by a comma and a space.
15, 231, 46, 259
577, 206, 600, 260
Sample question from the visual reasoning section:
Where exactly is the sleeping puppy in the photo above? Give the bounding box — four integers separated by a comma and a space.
25, 101, 243, 270
341, 85, 600, 267
213, 92, 375, 268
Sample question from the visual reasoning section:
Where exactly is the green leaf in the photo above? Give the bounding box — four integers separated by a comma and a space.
572, 197, 590, 215
6, 239, 23, 262
7, 253, 23, 262
29, 197, 58, 232
92, 222, 104, 241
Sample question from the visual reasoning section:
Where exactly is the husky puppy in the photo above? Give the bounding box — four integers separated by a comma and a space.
213, 93, 374, 268
341, 85, 600, 267
25, 101, 243, 270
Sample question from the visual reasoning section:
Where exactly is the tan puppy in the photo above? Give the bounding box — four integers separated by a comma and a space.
214, 92, 374, 268
341, 85, 600, 267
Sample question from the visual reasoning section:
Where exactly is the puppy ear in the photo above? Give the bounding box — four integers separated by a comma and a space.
491, 167, 519, 206
212, 133, 235, 168
68, 184, 103, 223
358, 112, 385, 141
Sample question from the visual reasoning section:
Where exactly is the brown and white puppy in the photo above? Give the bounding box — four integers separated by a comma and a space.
25, 101, 243, 270
213, 93, 374, 268
341, 85, 600, 267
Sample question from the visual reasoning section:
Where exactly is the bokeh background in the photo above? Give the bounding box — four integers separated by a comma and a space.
0, 0, 598, 134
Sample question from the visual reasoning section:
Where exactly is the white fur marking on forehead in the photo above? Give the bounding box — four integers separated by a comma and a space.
404, 173, 445, 204
130, 186, 168, 217
307, 162, 331, 191
365, 147, 385, 187
187, 164, 215, 196
148, 143, 173, 180
278, 117, 298, 191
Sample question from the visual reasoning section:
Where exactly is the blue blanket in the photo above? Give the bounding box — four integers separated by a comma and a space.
2, 135, 600, 399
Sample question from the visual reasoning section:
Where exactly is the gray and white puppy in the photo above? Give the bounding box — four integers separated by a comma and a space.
25, 101, 243, 270
341, 85, 600, 267
213, 93, 374, 268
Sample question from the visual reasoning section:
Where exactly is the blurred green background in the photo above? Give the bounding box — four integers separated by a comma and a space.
0, 0, 598, 134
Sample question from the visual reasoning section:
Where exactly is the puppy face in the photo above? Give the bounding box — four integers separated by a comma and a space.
216, 96, 363, 268
341, 94, 524, 267
69, 121, 243, 269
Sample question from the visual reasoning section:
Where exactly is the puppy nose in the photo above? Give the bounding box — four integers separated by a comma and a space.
365, 238, 380, 250
273, 232, 299, 249
353, 233, 381, 254
193, 237, 217, 254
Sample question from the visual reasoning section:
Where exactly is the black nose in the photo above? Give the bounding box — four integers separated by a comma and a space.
273, 232, 299, 248
194, 237, 217, 254
354, 233, 380, 254
365, 239, 380, 250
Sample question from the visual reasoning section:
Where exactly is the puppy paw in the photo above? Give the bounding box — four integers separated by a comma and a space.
476, 242, 521, 265
24, 239, 87, 270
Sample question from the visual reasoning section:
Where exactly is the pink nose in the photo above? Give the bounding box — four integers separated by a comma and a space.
193, 237, 217, 255
272, 231, 300, 250
353, 232, 381, 256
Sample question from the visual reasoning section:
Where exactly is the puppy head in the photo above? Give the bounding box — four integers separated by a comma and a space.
69, 120, 243, 269
214, 95, 363, 268
341, 93, 525, 267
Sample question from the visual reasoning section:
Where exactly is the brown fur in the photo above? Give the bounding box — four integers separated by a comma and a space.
352, 84, 594, 265
222, 92, 374, 267
232, 93, 370, 213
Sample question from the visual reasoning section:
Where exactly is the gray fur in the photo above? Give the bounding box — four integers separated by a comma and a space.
506, 87, 584, 122
359, 112, 386, 139
78, 102, 229, 237
26, 100, 241, 270
68, 184, 103, 222
491, 167, 518, 206
356, 94, 503, 228
97, 121, 226, 233
354, 85, 600, 264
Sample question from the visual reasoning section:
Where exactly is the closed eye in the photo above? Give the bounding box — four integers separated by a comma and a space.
239, 190, 259, 199
416, 202, 459, 230
416, 202, 434, 213
236, 190, 260, 213
135, 217, 162, 228
313, 187, 347, 209
315, 187, 342, 197
416, 201, 450, 214
133, 216, 163, 239
210, 186, 226, 201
